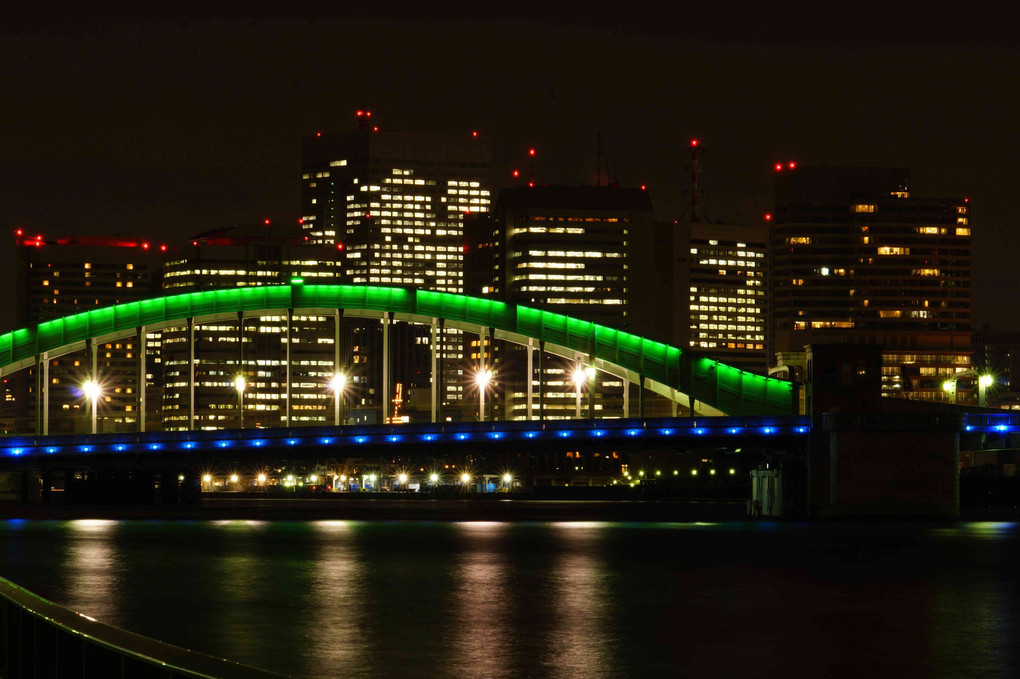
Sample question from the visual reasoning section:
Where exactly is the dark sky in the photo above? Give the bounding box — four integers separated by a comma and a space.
3, 11, 1019, 332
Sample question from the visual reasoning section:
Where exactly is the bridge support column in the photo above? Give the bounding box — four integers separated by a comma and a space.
137, 325, 146, 433
188, 316, 195, 430
638, 375, 645, 418
623, 377, 629, 419
431, 318, 439, 423
526, 338, 534, 421
575, 360, 582, 419
40, 352, 49, 436
335, 309, 344, 424
538, 341, 545, 422
286, 309, 292, 428
382, 313, 391, 424
587, 356, 595, 420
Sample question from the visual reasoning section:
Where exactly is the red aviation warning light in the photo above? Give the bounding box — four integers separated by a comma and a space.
356, 110, 364, 117
528, 181, 534, 188
336, 243, 344, 251
512, 169, 520, 178
528, 148, 536, 157
264, 219, 271, 225
788, 161, 797, 170
472, 130, 478, 138
160, 244, 167, 252
690, 139, 699, 147
141, 242, 150, 250
764, 213, 773, 222
641, 185, 647, 191
774, 163, 783, 172
316, 131, 322, 137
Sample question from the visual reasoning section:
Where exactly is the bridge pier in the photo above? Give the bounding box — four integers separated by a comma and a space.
803, 344, 962, 519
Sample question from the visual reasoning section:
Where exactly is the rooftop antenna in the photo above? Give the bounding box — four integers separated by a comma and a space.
688, 139, 702, 223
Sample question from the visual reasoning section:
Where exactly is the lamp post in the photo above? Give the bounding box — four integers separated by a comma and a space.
330, 372, 347, 426
572, 365, 594, 418
476, 368, 492, 422
82, 380, 101, 434
942, 379, 957, 405
979, 374, 994, 408
235, 375, 246, 429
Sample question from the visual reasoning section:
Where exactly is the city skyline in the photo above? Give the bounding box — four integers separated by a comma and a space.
3, 14, 1017, 335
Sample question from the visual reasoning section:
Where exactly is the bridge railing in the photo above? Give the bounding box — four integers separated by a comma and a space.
0, 577, 289, 679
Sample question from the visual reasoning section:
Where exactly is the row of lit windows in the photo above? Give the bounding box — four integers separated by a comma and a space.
509, 227, 586, 236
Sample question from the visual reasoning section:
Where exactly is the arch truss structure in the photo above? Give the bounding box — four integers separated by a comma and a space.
0, 282, 795, 433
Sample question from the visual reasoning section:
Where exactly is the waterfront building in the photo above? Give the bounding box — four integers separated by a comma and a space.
301, 112, 493, 417
13, 232, 165, 433
770, 166, 972, 401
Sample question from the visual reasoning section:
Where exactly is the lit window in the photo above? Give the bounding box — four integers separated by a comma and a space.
853, 204, 876, 213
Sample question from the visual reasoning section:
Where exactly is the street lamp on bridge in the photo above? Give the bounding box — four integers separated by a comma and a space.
330, 372, 347, 426
82, 380, 101, 434
234, 375, 246, 429
572, 365, 596, 419
475, 368, 492, 422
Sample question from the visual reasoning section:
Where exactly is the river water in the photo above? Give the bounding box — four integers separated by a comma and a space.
1, 518, 1017, 678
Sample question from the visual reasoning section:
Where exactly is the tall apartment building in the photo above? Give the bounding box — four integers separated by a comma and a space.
301, 113, 493, 416
468, 185, 653, 420
770, 166, 972, 401
13, 232, 165, 433
160, 224, 340, 430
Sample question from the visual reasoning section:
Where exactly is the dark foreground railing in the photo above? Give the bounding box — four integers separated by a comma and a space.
0, 577, 290, 679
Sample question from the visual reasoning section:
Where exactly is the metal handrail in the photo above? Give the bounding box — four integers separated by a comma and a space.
0, 576, 291, 679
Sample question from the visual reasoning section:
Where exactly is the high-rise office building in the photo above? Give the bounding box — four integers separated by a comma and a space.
469, 185, 653, 420
160, 223, 340, 430
675, 223, 768, 374
770, 166, 972, 401
14, 232, 165, 433
301, 113, 493, 416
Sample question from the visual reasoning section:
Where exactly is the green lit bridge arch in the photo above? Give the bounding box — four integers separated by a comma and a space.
0, 283, 795, 427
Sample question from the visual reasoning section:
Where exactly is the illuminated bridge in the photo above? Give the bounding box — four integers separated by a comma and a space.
3, 286, 1018, 516
1, 281, 796, 433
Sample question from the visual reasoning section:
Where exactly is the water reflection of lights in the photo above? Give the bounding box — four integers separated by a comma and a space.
63, 519, 121, 625
452, 522, 513, 678
549, 523, 612, 677
302, 521, 366, 677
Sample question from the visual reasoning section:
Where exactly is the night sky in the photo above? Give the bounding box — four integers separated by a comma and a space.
3, 11, 1019, 333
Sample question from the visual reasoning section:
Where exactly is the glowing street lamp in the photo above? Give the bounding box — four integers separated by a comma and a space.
82, 380, 101, 434
476, 368, 492, 422
234, 375, 246, 429
330, 372, 347, 426
571, 365, 596, 419
979, 374, 994, 408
